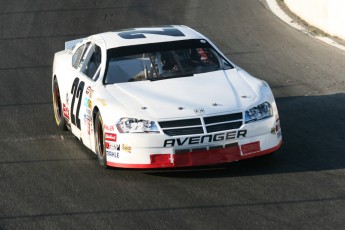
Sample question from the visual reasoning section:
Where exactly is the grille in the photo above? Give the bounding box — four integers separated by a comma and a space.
163, 127, 204, 136
206, 121, 242, 133
159, 112, 243, 136
204, 113, 242, 124
158, 118, 203, 136
205, 112, 242, 133
159, 118, 201, 128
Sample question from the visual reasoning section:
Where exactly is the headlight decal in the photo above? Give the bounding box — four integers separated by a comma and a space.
116, 118, 160, 133
245, 102, 273, 124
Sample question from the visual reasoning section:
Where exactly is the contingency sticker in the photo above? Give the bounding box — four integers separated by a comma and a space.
105, 133, 117, 142
106, 150, 119, 158
106, 142, 120, 151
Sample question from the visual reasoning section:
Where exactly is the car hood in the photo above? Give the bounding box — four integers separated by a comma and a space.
105, 69, 257, 120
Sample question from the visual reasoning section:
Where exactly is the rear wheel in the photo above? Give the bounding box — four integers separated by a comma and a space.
94, 111, 108, 168
52, 78, 68, 131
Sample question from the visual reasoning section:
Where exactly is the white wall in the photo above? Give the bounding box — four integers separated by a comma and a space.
284, 0, 345, 40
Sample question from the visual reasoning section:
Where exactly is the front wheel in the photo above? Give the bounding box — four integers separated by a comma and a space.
94, 111, 108, 168
52, 78, 68, 131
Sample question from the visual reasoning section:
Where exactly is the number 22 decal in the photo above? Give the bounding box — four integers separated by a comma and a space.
70, 77, 85, 129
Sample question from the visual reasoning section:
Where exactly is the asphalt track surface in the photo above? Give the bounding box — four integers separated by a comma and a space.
0, 0, 345, 229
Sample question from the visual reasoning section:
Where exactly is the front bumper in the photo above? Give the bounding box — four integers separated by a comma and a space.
107, 139, 282, 168
105, 116, 282, 168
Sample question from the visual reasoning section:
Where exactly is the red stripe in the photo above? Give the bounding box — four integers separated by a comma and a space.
106, 140, 282, 169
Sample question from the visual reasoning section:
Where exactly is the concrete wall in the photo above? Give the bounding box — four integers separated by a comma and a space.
284, 0, 345, 40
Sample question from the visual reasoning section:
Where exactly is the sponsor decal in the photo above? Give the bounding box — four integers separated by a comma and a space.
84, 98, 92, 109
84, 114, 91, 122
86, 86, 92, 95
90, 119, 93, 133
122, 144, 132, 153
106, 142, 120, 151
63, 103, 70, 119
104, 124, 115, 132
106, 150, 119, 158
163, 130, 247, 147
272, 119, 281, 138
105, 133, 117, 142
95, 98, 107, 106
276, 119, 281, 132
86, 86, 94, 98
84, 115, 91, 135
86, 108, 92, 117
194, 108, 205, 114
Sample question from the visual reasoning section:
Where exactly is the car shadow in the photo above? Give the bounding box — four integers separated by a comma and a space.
143, 93, 345, 178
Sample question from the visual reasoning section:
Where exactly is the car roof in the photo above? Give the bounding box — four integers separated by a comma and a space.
93, 25, 206, 49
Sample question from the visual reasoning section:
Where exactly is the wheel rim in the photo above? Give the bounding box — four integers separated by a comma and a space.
97, 121, 105, 158
53, 82, 62, 123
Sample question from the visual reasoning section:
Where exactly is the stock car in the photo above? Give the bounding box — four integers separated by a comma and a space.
52, 25, 282, 169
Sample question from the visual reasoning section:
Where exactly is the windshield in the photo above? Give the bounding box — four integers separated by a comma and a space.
104, 39, 233, 84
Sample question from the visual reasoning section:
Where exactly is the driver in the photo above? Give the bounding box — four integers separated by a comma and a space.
161, 51, 179, 72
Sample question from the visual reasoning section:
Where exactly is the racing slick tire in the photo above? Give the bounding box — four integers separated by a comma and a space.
94, 111, 108, 168
52, 78, 68, 131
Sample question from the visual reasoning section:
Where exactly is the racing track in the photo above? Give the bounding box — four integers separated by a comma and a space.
1, 0, 345, 229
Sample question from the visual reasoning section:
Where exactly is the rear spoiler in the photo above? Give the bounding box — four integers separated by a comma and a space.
65, 38, 85, 50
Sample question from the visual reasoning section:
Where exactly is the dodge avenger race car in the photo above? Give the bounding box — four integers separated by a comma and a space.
52, 25, 282, 168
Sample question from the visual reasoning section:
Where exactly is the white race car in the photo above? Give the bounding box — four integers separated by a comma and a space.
52, 25, 282, 168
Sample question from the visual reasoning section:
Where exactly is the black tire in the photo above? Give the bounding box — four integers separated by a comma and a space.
94, 111, 108, 168
52, 78, 68, 131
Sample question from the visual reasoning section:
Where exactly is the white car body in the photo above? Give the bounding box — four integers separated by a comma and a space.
52, 25, 282, 168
